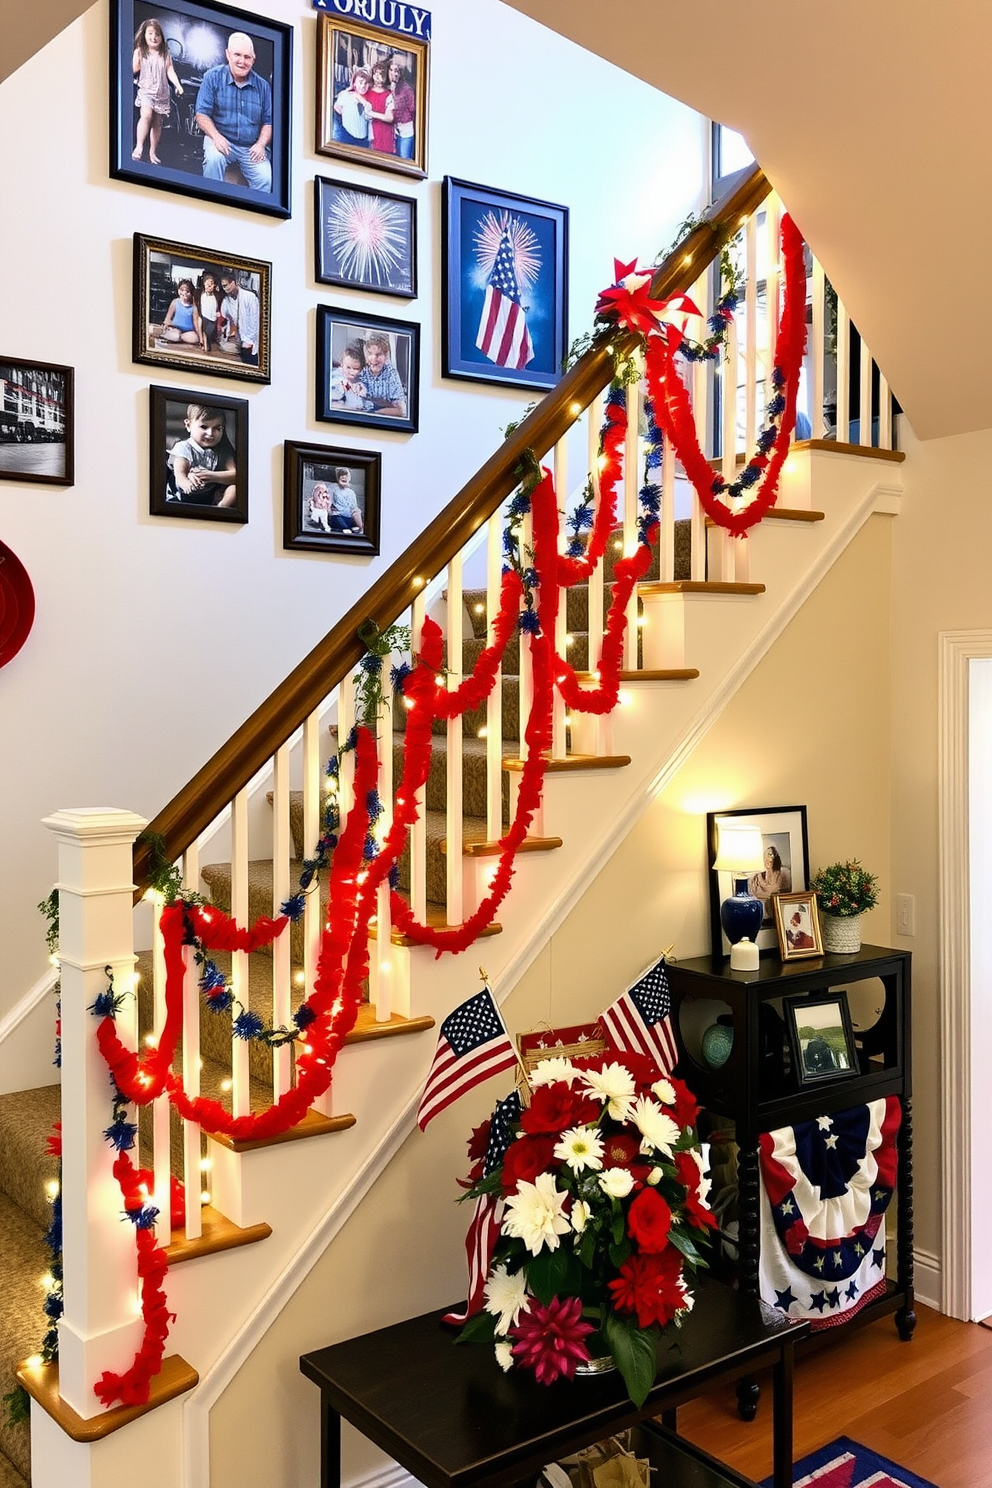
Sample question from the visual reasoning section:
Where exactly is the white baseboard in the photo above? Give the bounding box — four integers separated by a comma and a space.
914, 1247, 941, 1312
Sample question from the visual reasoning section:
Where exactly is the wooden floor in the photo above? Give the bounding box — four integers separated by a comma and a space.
676, 1303, 992, 1486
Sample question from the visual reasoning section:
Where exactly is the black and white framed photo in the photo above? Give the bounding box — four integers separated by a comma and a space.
133, 235, 271, 383
314, 178, 417, 298
316, 308, 419, 434
0, 358, 74, 486
316, 15, 428, 179
707, 805, 810, 959
785, 992, 859, 1084
110, 0, 292, 217
442, 177, 569, 392
149, 385, 248, 522
283, 441, 380, 558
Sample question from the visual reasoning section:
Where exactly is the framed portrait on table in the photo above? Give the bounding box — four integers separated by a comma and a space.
283, 441, 381, 558
785, 992, 858, 1084
149, 384, 248, 522
707, 805, 810, 959
110, 0, 292, 217
316, 307, 419, 435
442, 177, 569, 393
0, 358, 74, 486
316, 15, 428, 179
774, 891, 824, 963
314, 178, 417, 298
133, 234, 271, 383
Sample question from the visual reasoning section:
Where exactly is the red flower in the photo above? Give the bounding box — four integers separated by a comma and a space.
784, 1220, 809, 1256
602, 1132, 640, 1168
627, 1187, 673, 1253
667, 1077, 699, 1129
467, 1119, 491, 1162
500, 1134, 557, 1194
521, 1082, 599, 1136
608, 1249, 686, 1330
674, 1152, 718, 1232
509, 1295, 594, 1384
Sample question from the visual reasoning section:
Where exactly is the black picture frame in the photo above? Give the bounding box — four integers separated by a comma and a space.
785, 992, 859, 1085
707, 805, 810, 959
315, 15, 428, 180
283, 441, 381, 558
133, 234, 272, 383
314, 177, 417, 299
0, 358, 74, 486
442, 177, 569, 393
110, 0, 292, 218
149, 384, 248, 522
315, 307, 419, 434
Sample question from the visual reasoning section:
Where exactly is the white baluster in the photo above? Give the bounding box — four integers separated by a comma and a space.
446, 552, 464, 925
622, 365, 641, 669
859, 336, 872, 446
553, 433, 568, 756
587, 396, 605, 677
877, 367, 893, 450
836, 302, 851, 444
181, 841, 202, 1241
150, 894, 171, 1246
410, 592, 428, 922
810, 258, 826, 439
376, 676, 393, 1019
302, 709, 328, 1115
271, 742, 291, 1101
485, 512, 504, 843
744, 210, 758, 453
230, 788, 249, 1120
690, 267, 711, 583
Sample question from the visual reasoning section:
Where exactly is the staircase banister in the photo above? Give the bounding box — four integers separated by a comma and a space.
132, 163, 770, 894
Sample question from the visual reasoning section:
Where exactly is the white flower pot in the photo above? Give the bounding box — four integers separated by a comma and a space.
822, 913, 862, 954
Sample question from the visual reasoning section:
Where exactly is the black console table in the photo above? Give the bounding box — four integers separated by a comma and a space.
665, 944, 915, 1415
301, 1278, 808, 1488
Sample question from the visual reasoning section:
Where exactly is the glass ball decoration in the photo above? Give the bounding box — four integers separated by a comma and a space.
702, 1020, 734, 1069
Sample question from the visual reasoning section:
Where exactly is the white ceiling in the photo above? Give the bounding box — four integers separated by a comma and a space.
501, 0, 992, 441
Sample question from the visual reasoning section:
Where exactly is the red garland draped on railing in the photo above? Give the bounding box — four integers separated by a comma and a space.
89, 220, 808, 1406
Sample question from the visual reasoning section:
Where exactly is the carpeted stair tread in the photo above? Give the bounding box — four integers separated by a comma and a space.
200, 858, 328, 965
0, 1087, 60, 1234
0, 1191, 46, 1480
0, 1450, 27, 1488
393, 731, 514, 823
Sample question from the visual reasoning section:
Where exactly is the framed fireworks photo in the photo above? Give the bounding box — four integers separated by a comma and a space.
0, 358, 74, 486
442, 177, 568, 393
315, 15, 428, 179
149, 384, 248, 523
283, 440, 381, 557
133, 234, 271, 382
315, 307, 419, 434
110, 0, 292, 218
314, 178, 416, 298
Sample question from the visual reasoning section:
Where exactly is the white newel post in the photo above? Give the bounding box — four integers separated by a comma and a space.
43, 808, 149, 1419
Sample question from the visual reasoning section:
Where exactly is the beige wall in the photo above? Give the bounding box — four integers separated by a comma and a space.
209, 512, 897, 1487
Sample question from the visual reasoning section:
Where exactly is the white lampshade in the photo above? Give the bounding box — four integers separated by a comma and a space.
713, 825, 764, 874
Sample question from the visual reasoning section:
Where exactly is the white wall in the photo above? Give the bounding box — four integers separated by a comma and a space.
0, 0, 706, 1009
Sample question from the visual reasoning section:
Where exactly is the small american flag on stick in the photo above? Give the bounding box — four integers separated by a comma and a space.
417, 985, 519, 1131
600, 955, 678, 1075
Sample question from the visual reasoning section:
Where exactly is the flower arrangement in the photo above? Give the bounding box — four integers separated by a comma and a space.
810, 859, 879, 918
454, 1051, 716, 1406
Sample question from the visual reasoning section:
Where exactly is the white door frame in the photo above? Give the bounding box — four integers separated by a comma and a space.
938, 628, 992, 1320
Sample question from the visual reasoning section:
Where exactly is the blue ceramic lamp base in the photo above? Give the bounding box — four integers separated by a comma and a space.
720, 878, 763, 948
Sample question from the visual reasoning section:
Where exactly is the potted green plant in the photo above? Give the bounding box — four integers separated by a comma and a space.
810, 859, 879, 954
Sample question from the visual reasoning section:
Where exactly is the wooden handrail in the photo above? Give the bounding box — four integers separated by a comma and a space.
133, 164, 770, 892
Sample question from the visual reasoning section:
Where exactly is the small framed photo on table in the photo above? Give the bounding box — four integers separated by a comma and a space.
314, 178, 417, 298
316, 15, 428, 179
785, 992, 858, 1084
110, 0, 292, 218
133, 234, 271, 383
0, 358, 74, 486
283, 442, 380, 558
149, 384, 248, 523
773, 890, 823, 962
442, 177, 568, 393
316, 307, 419, 434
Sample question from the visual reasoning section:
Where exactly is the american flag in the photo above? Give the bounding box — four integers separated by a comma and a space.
441, 1192, 505, 1325
600, 956, 678, 1075
417, 986, 518, 1131
476, 226, 534, 370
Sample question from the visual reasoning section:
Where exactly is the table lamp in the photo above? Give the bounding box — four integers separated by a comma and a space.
713, 824, 764, 955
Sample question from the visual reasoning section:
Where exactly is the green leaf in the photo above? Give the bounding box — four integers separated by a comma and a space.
609, 1237, 632, 1270
2, 1386, 29, 1428
527, 1244, 571, 1304
454, 1311, 496, 1345
602, 1314, 658, 1408
668, 1228, 704, 1263
578, 1228, 598, 1270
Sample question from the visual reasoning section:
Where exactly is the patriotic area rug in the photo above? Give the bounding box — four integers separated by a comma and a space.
760, 1437, 938, 1487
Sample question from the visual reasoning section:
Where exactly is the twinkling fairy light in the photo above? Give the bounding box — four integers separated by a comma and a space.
326, 191, 410, 288
473, 211, 541, 293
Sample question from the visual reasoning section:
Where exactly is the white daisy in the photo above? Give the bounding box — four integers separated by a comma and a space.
651, 1077, 677, 1107
484, 1264, 529, 1334
571, 1199, 592, 1233
553, 1126, 605, 1174
581, 1062, 636, 1121
632, 1094, 680, 1154
529, 1057, 579, 1087
494, 1339, 514, 1372
598, 1166, 635, 1199
502, 1171, 572, 1255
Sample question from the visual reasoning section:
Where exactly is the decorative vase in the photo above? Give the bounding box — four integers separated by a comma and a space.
574, 1329, 616, 1375
822, 913, 862, 954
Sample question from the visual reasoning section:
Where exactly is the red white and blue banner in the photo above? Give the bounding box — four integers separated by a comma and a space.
758, 1097, 901, 1329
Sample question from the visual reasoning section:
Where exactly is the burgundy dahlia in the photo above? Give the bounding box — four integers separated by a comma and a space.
509, 1295, 595, 1384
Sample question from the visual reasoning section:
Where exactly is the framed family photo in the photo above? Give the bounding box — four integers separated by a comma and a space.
283, 441, 381, 558
133, 235, 271, 383
0, 359, 74, 486
707, 804, 810, 959
149, 385, 248, 522
315, 308, 419, 434
774, 891, 824, 963
785, 992, 858, 1084
110, 0, 292, 217
442, 177, 569, 392
316, 15, 428, 179
314, 178, 417, 298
